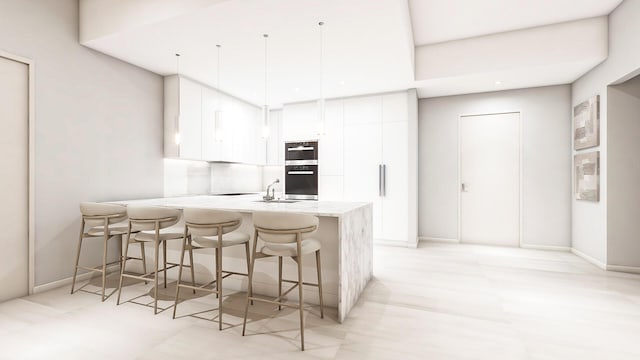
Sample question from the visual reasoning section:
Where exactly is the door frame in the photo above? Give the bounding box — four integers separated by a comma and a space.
1, 50, 35, 294
457, 111, 523, 247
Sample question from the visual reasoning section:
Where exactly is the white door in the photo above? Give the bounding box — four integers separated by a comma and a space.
460, 112, 520, 246
0, 55, 29, 301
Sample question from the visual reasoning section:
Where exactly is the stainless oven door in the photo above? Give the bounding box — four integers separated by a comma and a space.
284, 164, 318, 200
285, 141, 318, 161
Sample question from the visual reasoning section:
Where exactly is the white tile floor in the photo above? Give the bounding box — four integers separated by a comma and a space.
2, 242, 640, 359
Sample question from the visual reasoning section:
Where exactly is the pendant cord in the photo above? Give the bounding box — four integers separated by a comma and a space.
319, 21, 324, 101
264, 34, 268, 107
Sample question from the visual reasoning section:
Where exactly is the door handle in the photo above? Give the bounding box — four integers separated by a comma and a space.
461, 182, 467, 192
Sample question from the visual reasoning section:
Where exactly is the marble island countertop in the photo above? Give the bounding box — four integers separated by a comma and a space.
109, 195, 371, 217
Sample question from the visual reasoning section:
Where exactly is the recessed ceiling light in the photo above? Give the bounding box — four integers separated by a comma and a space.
339, 80, 345, 85
294, 87, 300, 92
495, 80, 502, 85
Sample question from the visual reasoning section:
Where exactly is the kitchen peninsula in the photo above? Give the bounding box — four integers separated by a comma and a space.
111, 195, 373, 323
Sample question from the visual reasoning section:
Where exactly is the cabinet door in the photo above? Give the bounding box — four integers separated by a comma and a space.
201, 87, 217, 161
178, 78, 203, 160
319, 175, 344, 201
343, 95, 382, 126
283, 102, 319, 141
382, 92, 408, 123
381, 120, 409, 243
343, 122, 383, 238
319, 99, 343, 176
266, 110, 283, 165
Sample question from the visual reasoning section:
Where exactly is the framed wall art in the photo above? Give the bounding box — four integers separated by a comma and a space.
574, 95, 600, 150
575, 151, 599, 201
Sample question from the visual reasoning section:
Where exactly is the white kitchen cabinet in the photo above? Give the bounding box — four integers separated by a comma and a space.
266, 110, 283, 165
342, 93, 411, 244
283, 101, 319, 142
319, 175, 344, 201
318, 99, 343, 176
164, 75, 264, 164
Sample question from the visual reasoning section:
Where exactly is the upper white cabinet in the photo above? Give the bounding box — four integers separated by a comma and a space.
283, 102, 319, 142
266, 110, 284, 166
164, 75, 265, 164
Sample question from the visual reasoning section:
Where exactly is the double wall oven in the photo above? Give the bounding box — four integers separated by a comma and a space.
284, 141, 318, 200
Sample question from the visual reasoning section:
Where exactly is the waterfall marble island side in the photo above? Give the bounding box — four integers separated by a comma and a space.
109, 195, 373, 323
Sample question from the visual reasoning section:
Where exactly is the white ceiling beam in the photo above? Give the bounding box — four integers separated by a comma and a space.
79, 0, 228, 44
414, 17, 608, 98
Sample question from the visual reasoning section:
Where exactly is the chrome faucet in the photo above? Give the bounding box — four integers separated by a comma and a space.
263, 179, 280, 201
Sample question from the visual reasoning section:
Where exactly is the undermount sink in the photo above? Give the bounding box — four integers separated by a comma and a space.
254, 199, 299, 204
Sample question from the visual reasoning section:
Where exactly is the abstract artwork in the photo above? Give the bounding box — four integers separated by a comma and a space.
574, 95, 600, 150
575, 151, 599, 201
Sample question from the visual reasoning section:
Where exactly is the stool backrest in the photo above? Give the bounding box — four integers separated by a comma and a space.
80, 202, 127, 227
252, 211, 318, 244
127, 206, 180, 231
184, 208, 242, 236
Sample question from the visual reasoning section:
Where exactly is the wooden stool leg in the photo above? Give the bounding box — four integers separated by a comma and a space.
173, 232, 189, 319
242, 230, 259, 336
296, 234, 305, 351
140, 242, 147, 284
278, 256, 283, 311
71, 219, 85, 294
101, 229, 109, 301
154, 240, 160, 315
188, 236, 196, 294
163, 240, 168, 288
217, 243, 223, 331
244, 242, 253, 306
316, 250, 324, 319
117, 225, 133, 305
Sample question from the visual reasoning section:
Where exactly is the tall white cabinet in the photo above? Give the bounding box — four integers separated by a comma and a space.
164, 75, 265, 164
343, 93, 412, 245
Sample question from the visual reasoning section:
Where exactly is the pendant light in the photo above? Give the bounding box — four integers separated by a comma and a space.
174, 53, 182, 145
261, 33, 270, 139
214, 44, 224, 142
317, 21, 326, 136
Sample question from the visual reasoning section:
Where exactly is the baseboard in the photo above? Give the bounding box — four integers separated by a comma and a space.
571, 248, 607, 270
418, 236, 459, 244
521, 244, 571, 251
606, 264, 640, 274
33, 264, 120, 294
374, 239, 413, 248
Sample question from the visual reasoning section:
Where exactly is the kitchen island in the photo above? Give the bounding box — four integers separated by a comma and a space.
110, 195, 373, 323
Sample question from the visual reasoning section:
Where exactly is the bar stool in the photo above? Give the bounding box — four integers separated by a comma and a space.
242, 211, 324, 351
172, 208, 251, 330
71, 202, 146, 301
117, 205, 193, 314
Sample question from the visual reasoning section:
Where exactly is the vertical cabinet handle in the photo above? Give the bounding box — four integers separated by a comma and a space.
378, 164, 387, 197
378, 164, 383, 197
382, 164, 387, 197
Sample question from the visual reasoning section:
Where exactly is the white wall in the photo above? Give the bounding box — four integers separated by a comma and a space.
419, 85, 572, 248
164, 159, 211, 197
571, 0, 640, 265
0, 0, 164, 286
607, 77, 640, 267
210, 163, 263, 194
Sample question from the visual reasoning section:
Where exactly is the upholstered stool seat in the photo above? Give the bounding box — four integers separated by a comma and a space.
117, 206, 193, 314
242, 211, 325, 351
72, 202, 146, 301
172, 208, 251, 330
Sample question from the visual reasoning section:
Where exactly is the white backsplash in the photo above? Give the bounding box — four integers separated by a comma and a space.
210, 163, 264, 194
164, 159, 286, 197
164, 159, 211, 197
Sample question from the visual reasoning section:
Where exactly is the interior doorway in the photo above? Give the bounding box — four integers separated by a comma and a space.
459, 112, 520, 246
0, 53, 32, 301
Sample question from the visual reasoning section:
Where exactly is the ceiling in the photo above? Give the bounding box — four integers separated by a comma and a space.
81, 0, 624, 105
409, 0, 623, 46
